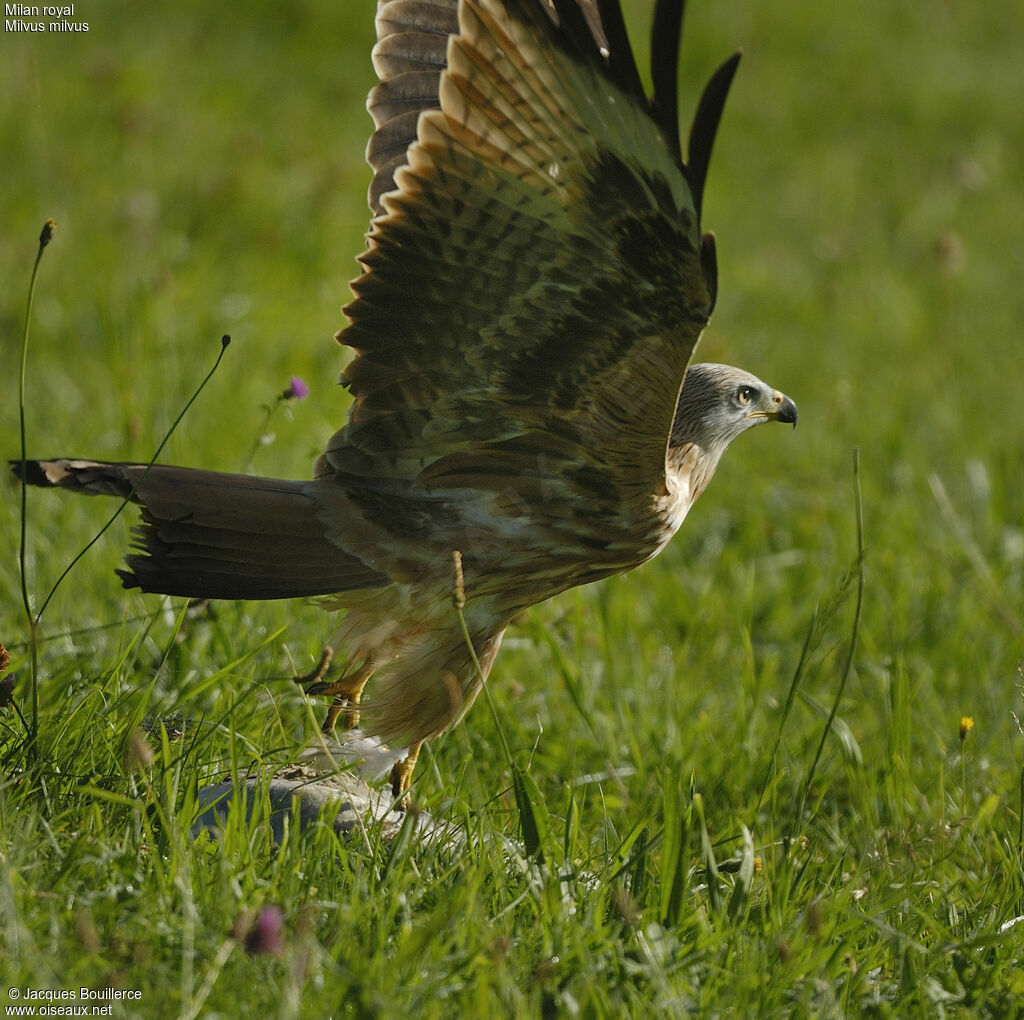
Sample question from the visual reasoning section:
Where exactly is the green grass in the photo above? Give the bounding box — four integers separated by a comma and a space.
2, 0, 1023, 1014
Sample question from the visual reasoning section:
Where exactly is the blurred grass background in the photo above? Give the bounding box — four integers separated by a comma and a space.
2, 0, 1023, 1013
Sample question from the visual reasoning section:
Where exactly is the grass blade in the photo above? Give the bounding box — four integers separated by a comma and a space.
794, 449, 866, 828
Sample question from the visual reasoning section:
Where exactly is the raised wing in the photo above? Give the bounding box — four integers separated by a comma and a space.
324, 0, 739, 510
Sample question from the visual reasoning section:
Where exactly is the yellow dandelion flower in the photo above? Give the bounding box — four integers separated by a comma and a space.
959, 716, 974, 741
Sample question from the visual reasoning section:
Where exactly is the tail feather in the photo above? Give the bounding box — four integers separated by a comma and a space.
12, 458, 389, 600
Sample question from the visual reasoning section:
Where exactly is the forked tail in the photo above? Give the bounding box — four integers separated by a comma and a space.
12, 458, 388, 600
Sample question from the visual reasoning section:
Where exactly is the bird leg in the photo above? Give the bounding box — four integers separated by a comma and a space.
293, 647, 373, 733
296, 650, 420, 810
390, 740, 423, 809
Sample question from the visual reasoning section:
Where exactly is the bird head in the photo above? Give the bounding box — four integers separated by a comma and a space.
671, 363, 797, 456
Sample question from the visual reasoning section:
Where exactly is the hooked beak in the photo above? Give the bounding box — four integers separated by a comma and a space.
770, 392, 798, 427
748, 391, 798, 427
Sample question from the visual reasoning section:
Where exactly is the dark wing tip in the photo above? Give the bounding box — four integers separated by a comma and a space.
687, 49, 742, 219
649, 0, 685, 161
549, 0, 595, 46
594, 2, 741, 219
593, 0, 645, 102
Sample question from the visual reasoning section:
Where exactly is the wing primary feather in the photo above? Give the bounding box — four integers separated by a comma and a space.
367, 0, 460, 213
686, 49, 742, 218
649, 0, 685, 162
593, 0, 645, 102
700, 231, 718, 313
549, 0, 596, 53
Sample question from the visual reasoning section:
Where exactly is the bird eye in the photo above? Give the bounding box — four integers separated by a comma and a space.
736, 385, 755, 405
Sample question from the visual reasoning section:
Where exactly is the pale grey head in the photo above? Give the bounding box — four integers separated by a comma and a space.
672, 363, 797, 456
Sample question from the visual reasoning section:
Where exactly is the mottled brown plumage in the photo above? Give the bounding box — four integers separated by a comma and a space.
13, 0, 796, 800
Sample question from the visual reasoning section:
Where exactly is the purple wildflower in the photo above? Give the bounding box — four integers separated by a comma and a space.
282, 376, 309, 401
0, 644, 11, 710
244, 904, 285, 955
